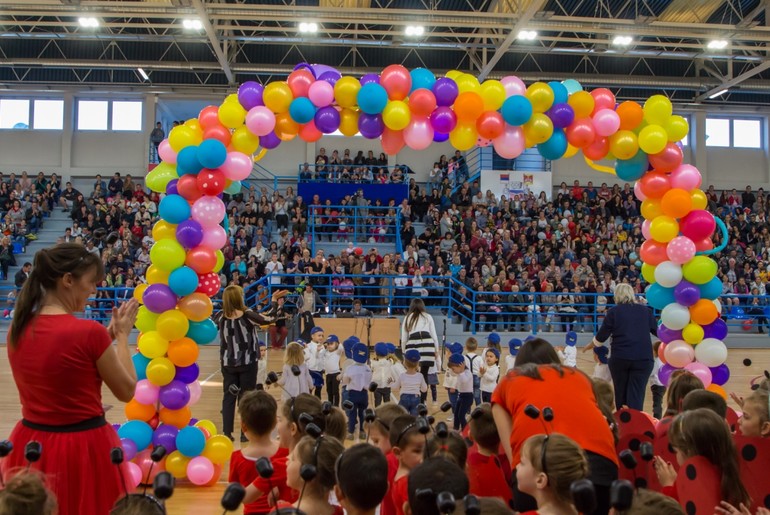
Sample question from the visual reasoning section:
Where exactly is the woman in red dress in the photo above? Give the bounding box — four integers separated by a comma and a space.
2, 243, 139, 515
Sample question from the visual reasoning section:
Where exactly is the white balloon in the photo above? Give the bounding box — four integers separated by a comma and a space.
712, 299, 722, 314
694, 338, 728, 367
654, 261, 683, 288
661, 303, 690, 330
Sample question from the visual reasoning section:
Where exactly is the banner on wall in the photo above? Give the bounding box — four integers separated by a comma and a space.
479, 170, 552, 201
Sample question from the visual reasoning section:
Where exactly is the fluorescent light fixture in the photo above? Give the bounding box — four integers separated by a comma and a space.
517, 30, 538, 41
298, 22, 318, 33
182, 19, 203, 30
612, 35, 633, 46
137, 68, 149, 81
707, 39, 728, 50
708, 89, 728, 99
78, 17, 99, 28
405, 25, 425, 36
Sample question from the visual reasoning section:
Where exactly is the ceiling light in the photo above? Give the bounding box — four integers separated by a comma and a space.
137, 68, 149, 81
612, 35, 633, 46
298, 22, 318, 33
708, 89, 728, 99
405, 25, 425, 37
707, 39, 728, 50
182, 19, 203, 30
78, 17, 99, 28
517, 30, 538, 41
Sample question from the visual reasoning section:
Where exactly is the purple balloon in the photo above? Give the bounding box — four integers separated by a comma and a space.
112, 423, 121, 432
237, 81, 264, 110
673, 280, 700, 307
318, 71, 341, 86
546, 103, 575, 129
175, 220, 204, 249
165, 179, 179, 196
358, 113, 384, 139
159, 380, 192, 410
259, 131, 281, 150
152, 424, 179, 453
433, 132, 449, 142
174, 363, 200, 384
188, 418, 199, 426
143, 284, 178, 314
311, 64, 337, 79
432, 77, 459, 107
314, 106, 341, 134
709, 364, 730, 386
658, 363, 677, 386
657, 323, 682, 344
430, 106, 458, 134
121, 438, 138, 461
360, 73, 380, 86
703, 318, 728, 341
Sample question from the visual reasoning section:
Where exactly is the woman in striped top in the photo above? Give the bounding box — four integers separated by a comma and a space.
400, 298, 440, 403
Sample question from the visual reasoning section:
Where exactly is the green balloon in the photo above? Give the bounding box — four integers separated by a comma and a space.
150, 239, 186, 271
146, 162, 179, 193
682, 256, 717, 285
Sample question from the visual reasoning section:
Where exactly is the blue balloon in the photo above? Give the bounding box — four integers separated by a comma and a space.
410, 68, 436, 93
132, 353, 151, 381
562, 79, 583, 95
118, 420, 153, 450
158, 194, 191, 225
537, 129, 568, 160
289, 97, 316, 124
548, 81, 569, 104
168, 266, 199, 297
176, 147, 203, 176
646, 283, 676, 310
615, 151, 649, 181
176, 426, 206, 457
433, 132, 449, 143
187, 319, 218, 345
501, 95, 533, 126
699, 277, 723, 300
357, 83, 388, 115
197, 139, 227, 169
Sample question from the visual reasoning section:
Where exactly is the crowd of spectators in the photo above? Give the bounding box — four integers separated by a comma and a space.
299, 147, 417, 184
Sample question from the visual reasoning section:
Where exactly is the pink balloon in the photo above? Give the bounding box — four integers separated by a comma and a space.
501, 75, 526, 97
649, 143, 683, 172
670, 164, 702, 191
187, 456, 215, 485
380, 128, 405, 155
191, 196, 226, 228
685, 362, 713, 387
287, 69, 314, 98
666, 236, 697, 265
245, 106, 276, 137
200, 224, 227, 250
591, 88, 616, 114
135, 379, 160, 405
641, 219, 652, 239
492, 124, 525, 159
634, 182, 647, 201
403, 116, 434, 151
188, 380, 202, 405
679, 210, 716, 241
127, 461, 143, 488
158, 140, 177, 164
380, 65, 412, 101
592, 109, 621, 137
664, 340, 695, 368
308, 81, 334, 107
221, 151, 252, 181
135, 449, 166, 485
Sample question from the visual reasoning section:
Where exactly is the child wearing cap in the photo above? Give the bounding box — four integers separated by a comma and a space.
486, 332, 502, 354
320, 335, 343, 406
372, 343, 395, 407
340, 336, 359, 410
592, 346, 612, 383
506, 338, 522, 373
443, 343, 462, 421
556, 331, 578, 367
256, 341, 267, 391
480, 348, 500, 403
307, 326, 326, 398
448, 353, 473, 430
393, 349, 427, 416
426, 364, 439, 406
464, 337, 483, 406
342, 342, 373, 440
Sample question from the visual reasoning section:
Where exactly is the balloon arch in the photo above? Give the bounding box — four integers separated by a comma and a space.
121, 63, 728, 486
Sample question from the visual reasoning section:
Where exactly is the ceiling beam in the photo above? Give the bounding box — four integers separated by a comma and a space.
190, 0, 233, 84
737, 0, 768, 28
696, 60, 770, 101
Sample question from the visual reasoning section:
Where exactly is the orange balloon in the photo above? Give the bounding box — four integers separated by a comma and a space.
616, 101, 644, 130
640, 198, 663, 220
168, 337, 200, 368
159, 406, 192, 429
453, 92, 484, 121
706, 384, 727, 400
660, 188, 693, 218
125, 399, 157, 422
658, 343, 667, 365
179, 293, 214, 322
274, 112, 299, 141
639, 240, 668, 266
204, 464, 223, 487
689, 299, 718, 326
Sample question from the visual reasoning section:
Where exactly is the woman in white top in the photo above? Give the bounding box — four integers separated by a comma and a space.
400, 298, 440, 403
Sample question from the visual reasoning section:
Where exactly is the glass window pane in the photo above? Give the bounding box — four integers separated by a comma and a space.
33, 100, 64, 130
77, 100, 108, 130
0, 99, 30, 129
111, 101, 142, 131
705, 118, 729, 147
733, 119, 761, 149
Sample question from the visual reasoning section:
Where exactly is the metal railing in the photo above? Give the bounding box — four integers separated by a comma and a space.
306, 205, 404, 254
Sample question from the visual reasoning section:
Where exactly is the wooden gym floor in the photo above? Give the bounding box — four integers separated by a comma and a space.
0, 344, 766, 514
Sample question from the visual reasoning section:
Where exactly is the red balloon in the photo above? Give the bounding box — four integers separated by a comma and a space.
198, 106, 221, 130
409, 89, 437, 117
476, 111, 505, 140
298, 121, 323, 143
380, 64, 412, 101
639, 171, 671, 199
565, 118, 596, 148
203, 125, 232, 146
583, 136, 609, 161
148, 414, 159, 430
381, 128, 405, 155
196, 272, 221, 297
186, 246, 217, 274
590, 88, 616, 115
196, 169, 226, 196
640, 240, 668, 266
177, 175, 202, 202
649, 142, 683, 172
287, 69, 315, 98
694, 237, 714, 252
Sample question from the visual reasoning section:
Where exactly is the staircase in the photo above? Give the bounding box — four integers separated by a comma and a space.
2, 209, 72, 287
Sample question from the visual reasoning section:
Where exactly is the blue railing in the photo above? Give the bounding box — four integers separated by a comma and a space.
306, 205, 404, 254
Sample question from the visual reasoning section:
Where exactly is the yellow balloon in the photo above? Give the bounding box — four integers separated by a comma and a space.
641, 263, 656, 284
224, 93, 240, 104
666, 115, 689, 142
649, 215, 679, 243
168, 125, 202, 152
526, 82, 555, 113
138, 331, 170, 359
230, 126, 261, 155
184, 118, 202, 133
638, 124, 668, 155
522, 113, 554, 144
682, 323, 704, 345
445, 70, 463, 80
334, 76, 362, 109
166, 451, 191, 479
479, 80, 506, 111
640, 198, 663, 220
339, 108, 360, 137
263, 82, 293, 114
449, 123, 478, 151
202, 434, 235, 466
146, 265, 170, 285
195, 419, 218, 436
563, 143, 580, 158
156, 310, 191, 342
152, 220, 177, 241
214, 250, 225, 273
382, 101, 411, 130
218, 101, 247, 129
643, 95, 673, 126
146, 357, 176, 386
568, 91, 595, 119
609, 130, 639, 160
133, 283, 148, 304
150, 239, 186, 271
456, 74, 481, 94
135, 306, 159, 333
691, 189, 708, 210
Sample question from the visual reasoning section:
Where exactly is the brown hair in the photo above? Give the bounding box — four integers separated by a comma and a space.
324, 406, 347, 441
450, 497, 513, 515
469, 403, 500, 452
368, 402, 407, 436
295, 435, 345, 491
222, 284, 247, 318
592, 379, 619, 444
404, 298, 428, 333
665, 372, 704, 416
514, 338, 561, 368
426, 430, 468, 469
744, 389, 769, 425
239, 390, 277, 436
616, 488, 684, 515
681, 390, 727, 418
0, 471, 57, 515
10, 243, 104, 347
281, 393, 325, 445
522, 433, 589, 504
465, 337, 478, 351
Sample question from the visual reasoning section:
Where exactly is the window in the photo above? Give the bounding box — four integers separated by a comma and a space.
33, 100, 64, 130
705, 118, 730, 147
77, 100, 109, 130
733, 119, 761, 149
111, 101, 142, 131
0, 99, 30, 129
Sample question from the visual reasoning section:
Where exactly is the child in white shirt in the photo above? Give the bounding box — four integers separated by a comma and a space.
464, 337, 482, 406
556, 331, 578, 367
506, 338, 522, 374
371, 343, 394, 407
393, 349, 427, 416
256, 341, 267, 390
443, 342, 462, 421
650, 341, 666, 420
319, 335, 344, 406
480, 348, 500, 403
342, 343, 373, 440
448, 353, 473, 430
275, 342, 313, 401
306, 327, 326, 398
592, 346, 612, 383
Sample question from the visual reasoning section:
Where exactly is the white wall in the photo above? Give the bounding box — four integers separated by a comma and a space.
0, 131, 62, 169
71, 132, 146, 172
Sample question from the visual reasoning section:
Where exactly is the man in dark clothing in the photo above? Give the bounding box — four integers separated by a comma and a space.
150, 122, 165, 163
108, 173, 122, 197
742, 185, 756, 210
15, 262, 31, 290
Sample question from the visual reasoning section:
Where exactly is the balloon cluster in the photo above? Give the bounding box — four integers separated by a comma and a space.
117, 137, 237, 488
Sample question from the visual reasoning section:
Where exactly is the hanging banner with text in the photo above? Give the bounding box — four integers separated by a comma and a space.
479, 170, 552, 201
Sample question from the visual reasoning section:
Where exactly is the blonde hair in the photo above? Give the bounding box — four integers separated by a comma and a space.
465, 337, 478, 351
285, 342, 305, 366
613, 283, 636, 304
222, 284, 247, 318
745, 389, 769, 425
522, 433, 589, 504
0, 471, 57, 515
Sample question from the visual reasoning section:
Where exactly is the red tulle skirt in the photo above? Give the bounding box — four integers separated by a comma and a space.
1, 420, 132, 515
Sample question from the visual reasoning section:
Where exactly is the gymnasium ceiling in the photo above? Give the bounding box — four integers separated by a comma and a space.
2, 0, 770, 105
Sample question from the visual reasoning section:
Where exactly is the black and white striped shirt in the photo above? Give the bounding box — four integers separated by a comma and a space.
214, 305, 276, 367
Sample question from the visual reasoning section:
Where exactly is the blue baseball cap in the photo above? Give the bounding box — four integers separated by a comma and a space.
447, 342, 463, 355
326, 334, 339, 343
448, 353, 465, 366
566, 331, 577, 346
296, 338, 306, 346
385, 343, 396, 355
524, 335, 535, 342
374, 342, 389, 357
593, 346, 609, 364
257, 340, 266, 348
487, 332, 500, 344
352, 343, 369, 364
486, 348, 500, 360
311, 326, 324, 335
508, 338, 522, 355
404, 349, 421, 363
343, 338, 357, 358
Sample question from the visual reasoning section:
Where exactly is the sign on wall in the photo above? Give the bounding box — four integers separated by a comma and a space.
479, 170, 552, 201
